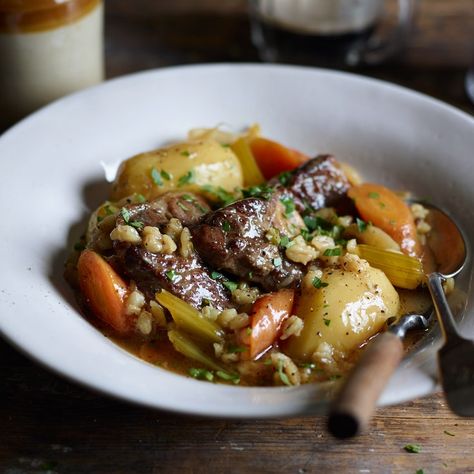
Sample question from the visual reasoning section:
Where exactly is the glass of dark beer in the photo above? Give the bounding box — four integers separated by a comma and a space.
249, 0, 418, 67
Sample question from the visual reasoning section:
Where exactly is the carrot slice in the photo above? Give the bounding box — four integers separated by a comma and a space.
242, 289, 295, 359
77, 249, 131, 334
348, 183, 421, 257
250, 137, 309, 180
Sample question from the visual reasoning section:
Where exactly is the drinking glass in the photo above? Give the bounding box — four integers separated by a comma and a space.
249, 0, 418, 67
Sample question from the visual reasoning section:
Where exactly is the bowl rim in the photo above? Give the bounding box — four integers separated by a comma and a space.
1, 63, 473, 418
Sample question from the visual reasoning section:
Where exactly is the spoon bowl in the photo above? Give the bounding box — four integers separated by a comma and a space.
421, 201, 467, 277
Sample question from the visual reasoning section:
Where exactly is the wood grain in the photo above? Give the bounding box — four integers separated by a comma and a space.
1, 340, 473, 473
2, 0, 474, 472
105, 0, 474, 114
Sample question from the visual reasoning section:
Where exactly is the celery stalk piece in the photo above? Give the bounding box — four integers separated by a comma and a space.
357, 244, 425, 290
156, 290, 224, 343
168, 330, 225, 372
231, 137, 265, 186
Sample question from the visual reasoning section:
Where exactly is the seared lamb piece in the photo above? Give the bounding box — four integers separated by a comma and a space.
121, 191, 211, 228
114, 245, 231, 310
112, 192, 231, 310
191, 196, 304, 291
272, 155, 350, 212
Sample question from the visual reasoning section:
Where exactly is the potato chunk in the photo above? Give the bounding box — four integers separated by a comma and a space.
110, 139, 243, 202
286, 266, 400, 360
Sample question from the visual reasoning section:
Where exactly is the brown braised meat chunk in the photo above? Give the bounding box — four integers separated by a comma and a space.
271, 155, 350, 212
114, 246, 231, 310
121, 191, 210, 228
112, 192, 231, 310
190, 196, 304, 291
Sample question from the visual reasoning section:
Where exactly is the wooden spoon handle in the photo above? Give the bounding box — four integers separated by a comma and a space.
327, 331, 404, 439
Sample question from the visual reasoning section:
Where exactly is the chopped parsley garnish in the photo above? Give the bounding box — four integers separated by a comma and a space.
151, 167, 163, 186
323, 318, 331, 326
323, 247, 342, 257
223, 281, 238, 292
216, 370, 240, 384
178, 170, 195, 186
180, 150, 191, 157
120, 207, 144, 230
404, 444, 422, 453
120, 207, 132, 222
304, 216, 332, 232
221, 143, 231, 148
176, 201, 190, 212
368, 191, 380, 199
201, 185, 236, 205
379, 201, 386, 209
222, 220, 231, 232
278, 171, 293, 186
135, 193, 147, 203
330, 225, 345, 240
301, 199, 315, 214
242, 184, 274, 200
277, 360, 291, 386
248, 271, 253, 279
303, 215, 318, 231
182, 194, 207, 213
246, 327, 252, 336
188, 368, 214, 381
227, 346, 248, 353
300, 362, 316, 369
273, 257, 282, 267
192, 365, 243, 385
415, 470, 424, 474
300, 228, 312, 241
279, 235, 294, 249
161, 169, 172, 181
103, 204, 117, 215
166, 270, 177, 282
356, 217, 368, 232
312, 276, 329, 289
211, 271, 224, 280
303, 215, 343, 240
280, 196, 296, 216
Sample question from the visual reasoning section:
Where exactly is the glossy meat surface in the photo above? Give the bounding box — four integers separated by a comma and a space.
112, 192, 231, 310
114, 245, 231, 310
191, 196, 303, 291
273, 155, 350, 212
121, 191, 210, 228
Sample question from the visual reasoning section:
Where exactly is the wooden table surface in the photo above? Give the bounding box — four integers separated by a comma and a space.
2, 1, 474, 473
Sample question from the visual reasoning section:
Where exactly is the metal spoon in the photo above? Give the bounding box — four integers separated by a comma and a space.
328, 201, 469, 439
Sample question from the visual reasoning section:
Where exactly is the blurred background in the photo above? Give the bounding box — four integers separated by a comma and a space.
1, 0, 473, 130
105, 0, 473, 111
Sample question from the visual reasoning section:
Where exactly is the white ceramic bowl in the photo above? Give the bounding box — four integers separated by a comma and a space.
0, 64, 473, 418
